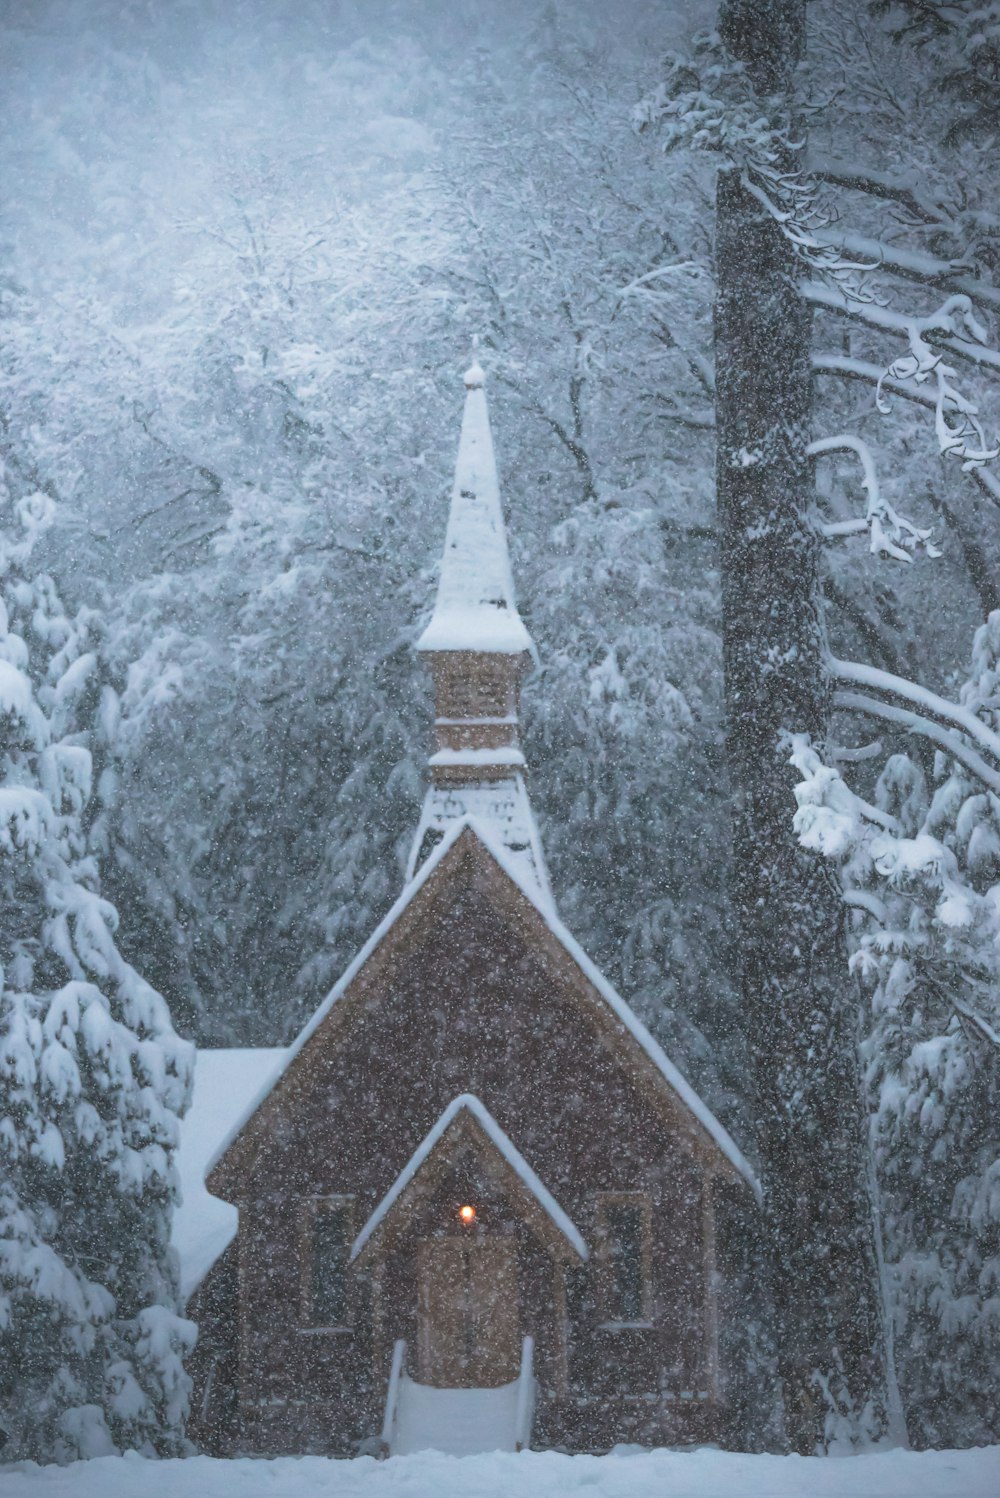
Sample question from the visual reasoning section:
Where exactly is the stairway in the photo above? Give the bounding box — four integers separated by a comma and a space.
381, 1336, 535, 1456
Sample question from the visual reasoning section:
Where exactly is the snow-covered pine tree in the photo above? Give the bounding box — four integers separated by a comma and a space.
639, 0, 891, 1450
791, 614, 1000, 1448
0, 470, 194, 1462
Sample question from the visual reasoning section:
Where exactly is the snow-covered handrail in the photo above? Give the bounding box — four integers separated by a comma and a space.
379, 1339, 406, 1458
514, 1334, 536, 1453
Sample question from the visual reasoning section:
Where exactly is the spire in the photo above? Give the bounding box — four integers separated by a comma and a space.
407, 360, 551, 908
416, 358, 534, 659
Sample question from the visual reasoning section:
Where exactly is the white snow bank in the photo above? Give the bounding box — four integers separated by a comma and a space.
3, 1444, 997, 1498
172, 1046, 288, 1298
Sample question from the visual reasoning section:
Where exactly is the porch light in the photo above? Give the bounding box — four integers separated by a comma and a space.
458, 1204, 476, 1224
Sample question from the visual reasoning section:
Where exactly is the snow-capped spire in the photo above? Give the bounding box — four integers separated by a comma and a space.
407, 361, 551, 908
416, 357, 534, 658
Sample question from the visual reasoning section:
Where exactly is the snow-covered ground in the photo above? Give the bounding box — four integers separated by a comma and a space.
3, 1446, 997, 1498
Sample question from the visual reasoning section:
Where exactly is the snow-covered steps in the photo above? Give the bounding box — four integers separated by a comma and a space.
391, 1377, 521, 1457
382, 1336, 536, 1456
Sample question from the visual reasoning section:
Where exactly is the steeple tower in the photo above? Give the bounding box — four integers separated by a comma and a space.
407, 359, 551, 905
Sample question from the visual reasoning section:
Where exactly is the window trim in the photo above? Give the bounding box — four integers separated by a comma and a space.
594, 1192, 653, 1326
300, 1194, 355, 1331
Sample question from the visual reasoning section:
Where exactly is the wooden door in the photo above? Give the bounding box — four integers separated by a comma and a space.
417, 1237, 519, 1387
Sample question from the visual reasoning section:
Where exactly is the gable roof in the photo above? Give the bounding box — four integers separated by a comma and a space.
351, 1092, 589, 1266
208, 819, 760, 1203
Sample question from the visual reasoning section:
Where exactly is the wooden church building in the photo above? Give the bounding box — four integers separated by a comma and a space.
186, 361, 759, 1457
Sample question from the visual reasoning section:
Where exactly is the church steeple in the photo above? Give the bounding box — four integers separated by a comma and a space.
416, 357, 534, 664
407, 360, 551, 905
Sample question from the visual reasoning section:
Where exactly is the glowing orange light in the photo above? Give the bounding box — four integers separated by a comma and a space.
458, 1204, 476, 1224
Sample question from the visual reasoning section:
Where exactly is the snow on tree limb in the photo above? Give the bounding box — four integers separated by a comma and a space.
831, 655, 1000, 768
952, 993, 1000, 1050
812, 228, 1000, 314
813, 353, 1000, 504
803, 282, 1000, 381
808, 434, 937, 560
807, 157, 947, 226
834, 689, 1000, 796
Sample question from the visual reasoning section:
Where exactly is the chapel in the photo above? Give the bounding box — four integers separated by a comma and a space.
184, 361, 759, 1457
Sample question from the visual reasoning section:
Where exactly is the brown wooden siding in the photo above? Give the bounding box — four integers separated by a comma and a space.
190, 851, 738, 1454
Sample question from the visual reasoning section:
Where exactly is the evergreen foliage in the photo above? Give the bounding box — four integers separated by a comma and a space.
792, 618, 1000, 1447
0, 462, 194, 1461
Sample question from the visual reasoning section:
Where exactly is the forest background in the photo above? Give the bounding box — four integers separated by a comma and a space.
1, 0, 998, 1457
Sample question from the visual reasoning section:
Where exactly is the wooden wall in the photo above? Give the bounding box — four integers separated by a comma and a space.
190, 854, 737, 1454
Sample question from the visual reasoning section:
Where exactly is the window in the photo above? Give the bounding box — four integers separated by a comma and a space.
596, 1195, 652, 1324
303, 1199, 352, 1328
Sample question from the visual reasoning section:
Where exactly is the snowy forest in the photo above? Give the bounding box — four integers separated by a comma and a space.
1, 0, 999, 1485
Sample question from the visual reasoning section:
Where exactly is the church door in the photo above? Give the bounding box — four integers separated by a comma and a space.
416, 1237, 520, 1387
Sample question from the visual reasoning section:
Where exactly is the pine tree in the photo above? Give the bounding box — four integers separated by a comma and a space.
637, 0, 1000, 1445
0, 471, 194, 1462
792, 614, 1000, 1447
710, 0, 888, 1449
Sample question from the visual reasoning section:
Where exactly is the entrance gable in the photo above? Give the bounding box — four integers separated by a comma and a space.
351, 1092, 589, 1269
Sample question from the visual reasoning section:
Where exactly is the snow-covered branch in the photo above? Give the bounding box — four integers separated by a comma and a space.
953, 994, 1000, 1051
830, 655, 1000, 769
813, 229, 1000, 314
834, 689, 1000, 796
808, 434, 936, 560
812, 353, 1000, 506
804, 282, 1000, 381
807, 157, 947, 226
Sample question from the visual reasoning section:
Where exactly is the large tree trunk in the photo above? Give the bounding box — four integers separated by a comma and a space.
715, 0, 888, 1453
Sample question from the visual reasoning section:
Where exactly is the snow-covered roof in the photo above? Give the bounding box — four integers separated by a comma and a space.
416, 363, 535, 658
351, 1092, 589, 1263
209, 817, 759, 1203
204, 819, 472, 1187
405, 772, 553, 910
172, 1046, 288, 1298
465, 818, 761, 1200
